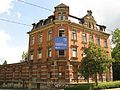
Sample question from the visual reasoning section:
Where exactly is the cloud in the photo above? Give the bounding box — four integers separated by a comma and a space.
0, 30, 11, 46
16, 11, 21, 19
0, 30, 27, 64
0, 0, 14, 14
60, 0, 120, 32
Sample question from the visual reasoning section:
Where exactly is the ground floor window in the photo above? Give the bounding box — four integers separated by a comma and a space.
59, 50, 64, 56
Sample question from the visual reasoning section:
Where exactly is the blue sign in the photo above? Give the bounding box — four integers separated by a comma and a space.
54, 37, 68, 50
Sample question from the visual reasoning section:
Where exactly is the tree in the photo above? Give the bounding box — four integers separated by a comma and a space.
111, 28, 120, 80
79, 43, 112, 85
3, 60, 7, 65
21, 51, 28, 62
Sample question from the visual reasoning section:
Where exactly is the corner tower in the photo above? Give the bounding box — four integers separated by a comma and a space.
54, 3, 69, 20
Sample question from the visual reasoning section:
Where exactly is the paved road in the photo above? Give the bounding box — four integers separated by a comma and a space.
103, 88, 120, 90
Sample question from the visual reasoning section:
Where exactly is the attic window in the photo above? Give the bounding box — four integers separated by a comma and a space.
58, 12, 66, 20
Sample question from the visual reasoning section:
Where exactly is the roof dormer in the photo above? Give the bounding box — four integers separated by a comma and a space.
83, 10, 96, 29
54, 3, 69, 20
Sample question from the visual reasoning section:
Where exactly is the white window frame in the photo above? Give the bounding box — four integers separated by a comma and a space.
96, 35, 100, 45
30, 35, 34, 45
48, 30, 52, 41
89, 35, 94, 43
38, 48, 42, 59
82, 33, 87, 43
59, 28, 65, 37
30, 51, 33, 60
38, 33, 42, 44
104, 39, 107, 48
72, 47, 77, 57
72, 29, 77, 40
48, 47, 52, 57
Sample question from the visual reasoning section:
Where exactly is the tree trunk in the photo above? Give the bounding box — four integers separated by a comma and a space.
87, 78, 89, 83
95, 73, 98, 86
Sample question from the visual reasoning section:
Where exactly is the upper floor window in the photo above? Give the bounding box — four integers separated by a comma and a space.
89, 35, 94, 43
30, 51, 34, 60
104, 39, 107, 48
59, 50, 64, 56
72, 47, 77, 57
59, 28, 65, 37
82, 33, 87, 43
38, 33, 42, 44
48, 47, 52, 57
96, 35, 100, 45
72, 29, 77, 40
48, 30, 52, 41
38, 48, 42, 59
30, 35, 34, 45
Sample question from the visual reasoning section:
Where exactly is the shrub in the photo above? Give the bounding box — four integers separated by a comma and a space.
64, 83, 94, 90
95, 81, 120, 89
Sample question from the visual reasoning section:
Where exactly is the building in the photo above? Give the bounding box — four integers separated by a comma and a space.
0, 3, 112, 89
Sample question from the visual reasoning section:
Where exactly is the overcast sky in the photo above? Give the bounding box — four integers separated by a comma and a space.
0, 0, 120, 64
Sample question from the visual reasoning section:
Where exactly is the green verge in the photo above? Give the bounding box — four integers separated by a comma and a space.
64, 81, 120, 90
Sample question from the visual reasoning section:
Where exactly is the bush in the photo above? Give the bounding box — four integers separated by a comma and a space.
95, 81, 120, 89
64, 83, 94, 90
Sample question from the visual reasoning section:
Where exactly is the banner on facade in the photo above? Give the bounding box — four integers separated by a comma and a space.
54, 37, 68, 50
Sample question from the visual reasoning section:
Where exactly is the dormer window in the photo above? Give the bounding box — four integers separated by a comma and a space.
58, 12, 66, 20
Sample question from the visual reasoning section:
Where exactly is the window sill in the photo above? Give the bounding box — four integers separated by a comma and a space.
82, 41, 87, 44
71, 57, 78, 60
104, 46, 108, 48
71, 39, 77, 42
71, 45, 78, 47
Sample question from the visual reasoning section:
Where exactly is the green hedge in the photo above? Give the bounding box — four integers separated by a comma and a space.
64, 81, 120, 90
64, 83, 94, 90
95, 81, 120, 89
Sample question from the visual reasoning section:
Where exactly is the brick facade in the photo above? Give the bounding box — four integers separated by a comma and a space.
0, 3, 112, 89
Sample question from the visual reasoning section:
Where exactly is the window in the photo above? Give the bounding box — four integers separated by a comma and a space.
48, 47, 52, 57
48, 30, 52, 41
30, 35, 34, 45
30, 51, 34, 60
96, 35, 100, 45
88, 22, 91, 28
72, 47, 77, 57
72, 29, 77, 40
59, 28, 65, 37
82, 50, 86, 57
59, 50, 64, 56
104, 39, 107, 48
89, 35, 94, 43
58, 13, 66, 20
82, 33, 87, 43
38, 33, 42, 44
38, 48, 42, 59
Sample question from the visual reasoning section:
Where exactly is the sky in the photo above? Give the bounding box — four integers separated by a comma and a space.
0, 0, 120, 64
